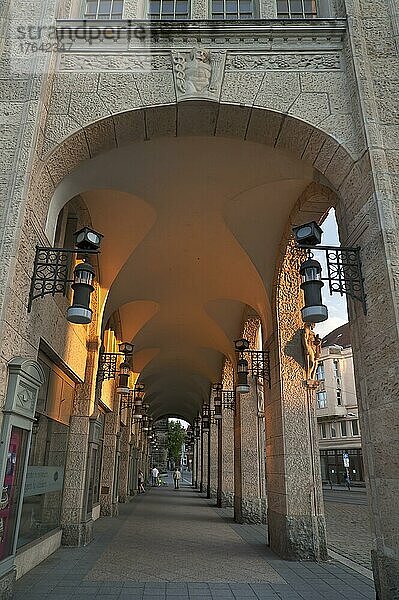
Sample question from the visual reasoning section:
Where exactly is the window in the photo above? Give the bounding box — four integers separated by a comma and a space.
277, 0, 317, 18
316, 361, 325, 381
331, 423, 337, 438
148, 0, 189, 18
84, 0, 124, 19
320, 423, 327, 439
340, 421, 347, 437
333, 358, 340, 378
336, 389, 342, 406
351, 419, 359, 436
211, 0, 254, 19
316, 390, 327, 409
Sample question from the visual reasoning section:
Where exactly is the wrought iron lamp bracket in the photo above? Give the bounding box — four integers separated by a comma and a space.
301, 245, 367, 315
221, 390, 235, 411
98, 352, 123, 381
28, 245, 99, 313
239, 350, 271, 389
120, 390, 134, 411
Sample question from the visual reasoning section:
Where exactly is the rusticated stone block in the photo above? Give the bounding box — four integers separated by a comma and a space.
61, 518, 93, 547
239, 497, 266, 524
268, 510, 328, 561
221, 491, 234, 508
0, 568, 15, 600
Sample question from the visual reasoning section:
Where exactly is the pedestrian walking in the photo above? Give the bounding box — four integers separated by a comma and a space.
173, 467, 181, 489
151, 466, 159, 486
138, 469, 145, 493
344, 470, 351, 491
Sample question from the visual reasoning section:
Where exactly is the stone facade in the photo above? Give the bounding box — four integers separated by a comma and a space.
0, 0, 398, 598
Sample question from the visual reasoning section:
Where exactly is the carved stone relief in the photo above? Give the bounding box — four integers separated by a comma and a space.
59, 53, 172, 72
15, 383, 36, 415
226, 53, 341, 71
172, 49, 226, 101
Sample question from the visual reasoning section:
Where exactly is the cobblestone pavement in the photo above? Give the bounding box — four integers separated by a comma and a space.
15, 481, 375, 600
324, 492, 373, 570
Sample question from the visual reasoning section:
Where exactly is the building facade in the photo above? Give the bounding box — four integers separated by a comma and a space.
0, 0, 398, 598
316, 323, 364, 484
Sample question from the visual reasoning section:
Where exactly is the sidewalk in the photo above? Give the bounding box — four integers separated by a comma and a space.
14, 482, 375, 600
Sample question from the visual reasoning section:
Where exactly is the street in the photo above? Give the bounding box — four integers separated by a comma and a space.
323, 487, 372, 570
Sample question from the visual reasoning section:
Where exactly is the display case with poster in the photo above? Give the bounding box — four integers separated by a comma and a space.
0, 427, 28, 561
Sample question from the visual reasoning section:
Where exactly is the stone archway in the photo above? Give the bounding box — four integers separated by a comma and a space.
11, 101, 398, 595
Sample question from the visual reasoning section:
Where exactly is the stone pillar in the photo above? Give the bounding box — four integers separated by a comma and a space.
100, 408, 120, 517
60, 336, 99, 547
204, 425, 212, 498
210, 414, 218, 499
118, 423, 130, 503
194, 437, 199, 488
220, 408, 235, 507
199, 427, 204, 493
339, 1, 399, 594
233, 378, 265, 523
129, 437, 138, 495
216, 420, 222, 507
266, 241, 327, 560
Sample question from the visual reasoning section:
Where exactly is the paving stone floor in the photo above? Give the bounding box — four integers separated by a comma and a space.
14, 480, 376, 600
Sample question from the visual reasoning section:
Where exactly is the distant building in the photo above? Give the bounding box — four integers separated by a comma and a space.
316, 324, 364, 484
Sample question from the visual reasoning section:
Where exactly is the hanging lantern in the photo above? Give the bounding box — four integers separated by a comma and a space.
73, 227, 103, 251
300, 258, 328, 323
236, 357, 249, 394
119, 342, 134, 356
67, 261, 96, 325
214, 395, 222, 420
117, 361, 130, 394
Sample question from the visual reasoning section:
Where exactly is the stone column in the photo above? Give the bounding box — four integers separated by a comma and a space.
216, 420, 222, 507
266, 241, 327, 560
118, 423, 130, 503
199, 427, 204, 493
206, 425, 212, 499
60, 338, 99, 546
220, 408, 235, 507
233, 378, 265, 523
100, 408, 120, 517
339, 1, 399, 594
194, 437, 199, 488
203, 428, 209, 497
210, 411, 218, 499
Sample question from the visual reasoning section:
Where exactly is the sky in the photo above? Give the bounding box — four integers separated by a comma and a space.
312, 209, 348, 338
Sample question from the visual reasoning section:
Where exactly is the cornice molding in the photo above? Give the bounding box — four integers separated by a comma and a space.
56, 18, 347, 43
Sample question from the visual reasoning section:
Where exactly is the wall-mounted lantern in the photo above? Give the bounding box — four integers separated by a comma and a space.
293, 221, 366, 316
212, 383, 235, 416
98, 343, 134, 382
116, 361, 131, 394
201, 403, 210, 432
28, 227, 103, 323
299, 258, 328, 323
234, 339, 271, 392
234, 339, 250, 394
194, 417, 201, 438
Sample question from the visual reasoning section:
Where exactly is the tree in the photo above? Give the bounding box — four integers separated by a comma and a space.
167, 420, 186, 465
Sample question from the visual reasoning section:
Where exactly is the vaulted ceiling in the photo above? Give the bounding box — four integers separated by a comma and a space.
50, 136, 315, 420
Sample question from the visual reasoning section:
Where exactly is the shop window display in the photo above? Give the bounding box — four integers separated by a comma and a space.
16, 354, 73, 549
